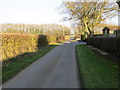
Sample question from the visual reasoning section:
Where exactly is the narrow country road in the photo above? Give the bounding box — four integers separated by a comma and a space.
3, 40, 85, 88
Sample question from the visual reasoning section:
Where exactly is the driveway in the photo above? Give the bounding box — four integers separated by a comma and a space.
2, 40, 85, 88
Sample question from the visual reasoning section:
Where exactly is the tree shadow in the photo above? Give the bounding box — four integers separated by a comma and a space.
2, 44, 59, 66
2, 52, 36, 66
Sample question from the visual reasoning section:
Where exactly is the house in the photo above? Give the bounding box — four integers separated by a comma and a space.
102, 26, 110, 34
102, 26, 120, 34
94, 24, 119, 35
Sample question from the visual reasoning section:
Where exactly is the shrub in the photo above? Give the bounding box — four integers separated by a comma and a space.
0, 34, 37, 60
57, 35, 65, 42
37, 35, 48, 48
86, 37, 120, 59
65, 36, 70, 40
47, 35, 57, 44
1, 34, 48, 61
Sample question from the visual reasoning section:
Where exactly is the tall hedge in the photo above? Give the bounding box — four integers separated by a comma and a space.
1, 33, 70, 61
47, 35, 57, 43
64, 36, 70, 40
86, 37, 120, 59
37, 35, 48, 48
1, 34, 39, 61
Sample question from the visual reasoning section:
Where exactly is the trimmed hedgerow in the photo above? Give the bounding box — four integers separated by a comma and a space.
86, 37, 120, 59
1, 33, 41, 61
64, 36, 70, 40
37, 35, 48, 49
1, 33, 70, 61
47, 35, 57, 44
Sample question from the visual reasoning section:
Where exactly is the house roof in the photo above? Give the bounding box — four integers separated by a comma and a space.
109, 26, 120, 30
102, 26, 110, 31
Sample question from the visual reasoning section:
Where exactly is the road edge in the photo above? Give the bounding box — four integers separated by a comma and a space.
75, 45, 84, 89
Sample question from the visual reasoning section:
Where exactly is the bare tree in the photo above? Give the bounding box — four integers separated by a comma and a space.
62, 0, 118, 36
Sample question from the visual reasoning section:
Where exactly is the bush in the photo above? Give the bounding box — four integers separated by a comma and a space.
1, 34, 48, 61
47, 35, 57, 44
64, 36, 70, 40
1, 34, 38, 61
37, 35, 48, 48
86, 37, 120, 59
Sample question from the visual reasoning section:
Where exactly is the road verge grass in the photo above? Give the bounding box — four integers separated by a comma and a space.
76, 45, 118, 88
2, 45, 57, 83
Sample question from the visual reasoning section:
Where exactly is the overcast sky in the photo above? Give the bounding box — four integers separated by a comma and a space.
0, 0, 118, 27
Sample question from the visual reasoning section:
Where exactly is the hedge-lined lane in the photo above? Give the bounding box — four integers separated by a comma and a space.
1, 33, 70, 61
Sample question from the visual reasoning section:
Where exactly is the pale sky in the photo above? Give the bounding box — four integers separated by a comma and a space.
0, 0, 118, 27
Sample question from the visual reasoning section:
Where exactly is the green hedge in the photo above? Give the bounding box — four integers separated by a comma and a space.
1, 34, 39, 61
1, 33, 70, 61
37, 35, 48, 48
64, 36, 70, 40
86, 37, 120, 59
47, 35, 57, 43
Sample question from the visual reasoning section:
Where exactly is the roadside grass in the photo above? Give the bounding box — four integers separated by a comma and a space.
2, 45, 57, 83
76, 45, 118, 88
49, 42, 63, 45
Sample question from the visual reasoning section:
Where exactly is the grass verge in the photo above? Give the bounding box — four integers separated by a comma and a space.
2, 45, 57, 83
76, 45, 118, 88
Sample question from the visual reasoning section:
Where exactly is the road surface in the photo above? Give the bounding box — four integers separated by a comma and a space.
2, 40, 85, 88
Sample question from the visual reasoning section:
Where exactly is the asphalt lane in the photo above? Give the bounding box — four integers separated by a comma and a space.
2, 40, 85, 88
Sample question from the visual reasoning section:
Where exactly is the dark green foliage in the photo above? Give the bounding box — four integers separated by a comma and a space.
86, 37, 120, 60
38, 35, 48, 48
